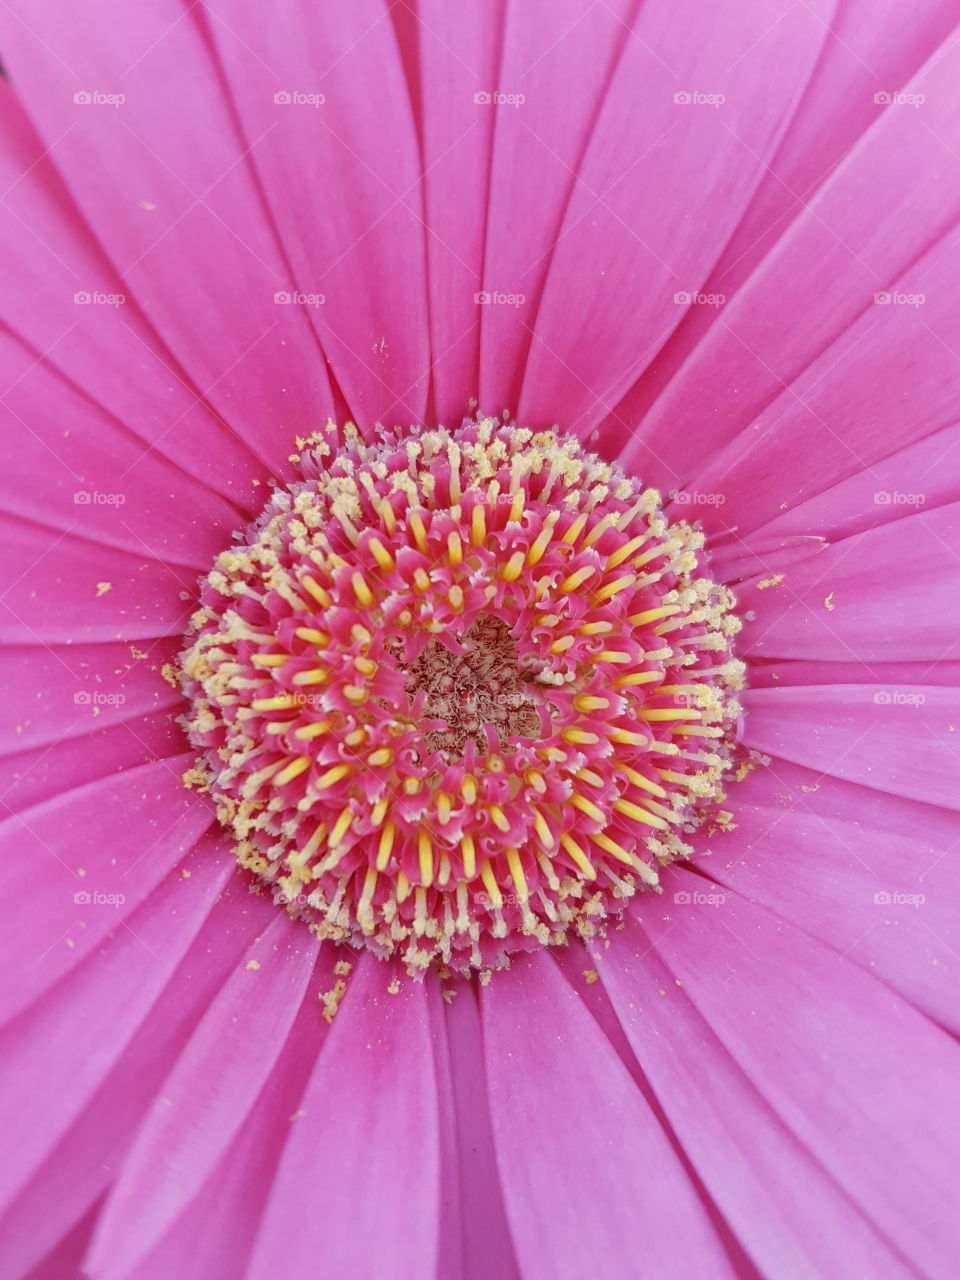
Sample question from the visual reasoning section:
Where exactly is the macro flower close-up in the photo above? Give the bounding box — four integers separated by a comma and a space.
3, 2, 960, 1277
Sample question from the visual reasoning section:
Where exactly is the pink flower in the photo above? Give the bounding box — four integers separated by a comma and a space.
2, 3, 959, 1278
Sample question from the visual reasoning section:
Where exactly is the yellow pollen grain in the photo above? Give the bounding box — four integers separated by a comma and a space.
559, 832, 596, 879
501, 551, 526, 583
560, 565, 597, 592
480, 859, 503, 908
302, 575, 332, 608
506, 847, 528, 899
418, 831, 435, 886
376, 821, 396, 870
273, 756, 311, 786
368, 537, 395, 572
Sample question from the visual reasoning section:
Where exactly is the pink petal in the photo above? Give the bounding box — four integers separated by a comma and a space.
481, 952, 738, 1278
517, 0, 833, 435
737, 502, 960, 660
0, 3, 334, 469
207, 1, 430, 428
619, 870, 960, 1278
248, 955, 443, 1279
88, 916, 319, 1280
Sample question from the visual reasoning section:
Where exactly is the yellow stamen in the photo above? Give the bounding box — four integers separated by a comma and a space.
352, 572, 374, 608
501, 551, 525, 583
489, 804, 510, 833
252, 694, 298, 712
559, 832, 596, 878
559, 565, 597, 592
368, 747, 393, 767
295, 627, 329, 646
418, 831, 434, 886
250, 653, 288, 667
273, 756, 311, 786
480, 859, 503, 908
409, 510, 429, 552
506, 847, 528, 899
628, 605, 683, 627
293, 719, 333, 739
376, 821, 396, 871
573, 694, 609, 712
613, 798, 668, 829
368, 537, 395, 572
471, 503, 487, 546
594, 573, 636, 603
606, 533, 649, 571
447, 530, 463, 565
315, 763, 351, 789
302, 575, 332, 608
570, 792, 605, 824
461, 832, 477, 878
329, 805, 354, 845
562, 727, 599, 745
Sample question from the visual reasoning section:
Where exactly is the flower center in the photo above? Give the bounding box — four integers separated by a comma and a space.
178, 417, 744, 975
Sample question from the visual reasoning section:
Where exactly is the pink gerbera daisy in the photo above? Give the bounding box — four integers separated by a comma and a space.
2, 2, 959, 1278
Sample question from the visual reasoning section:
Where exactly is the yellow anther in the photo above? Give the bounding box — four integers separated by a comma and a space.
460, 831, 477, 878
345, 729, 365, 747
637, 708, 701, 721
501, 551, 526, 583
343, 685, 367, 704
576, 768, 604, 787
609, 729, 649, 746
418, 831, 435, 886
532, 808, 554, 847
252, 694, 298, 712
358, 868, 378, 927
579, 620, 614, 635
573, 694, 609, 712
302, 575, 332, 608
448, 584, 464, 611
582, 511, 618, 549
461, 775, 477, 805
559, 565, 597, 592
447, 530, 463, 565
437, 791, 452, 825
527, 514, 558, 565
613, 798, 668, 829
377, 498, 397, 533
591, 831, 659, 884
525, 769, 547, 794
370, 798, 388, 827
570, 792, 605, 824
409, 510, 429, 552
480, 859, 503, 908
376, 821, 396, 871
506, 847, 528, 899
315, 763, 351, 789
606, 533, 650, 571
628, 605, 683, 627
550, 635, 576, 654
292, 667, 329, 686
368, 747, 393, 767
250, 653, 288, 667
621, 765, 668, 798
489, 804, 510, 833
614, 670, 662, 687
273, 756, 311, 787
368, 537, 395, 573
329, 805, 354, 845
562, 727, 599, 745
352, 572, 374, 608
471, 503, 487, 546
594, 573, 636, 604
558, 832, 596, 878
294, 627, 330, 646
396, 870, 412, 903
354, 656, 378, 677
293, 719, 333, 739
509, 490, 525, 523
413, 567, 431, 592
562, 512, 590, 544
594, 650, 632, 665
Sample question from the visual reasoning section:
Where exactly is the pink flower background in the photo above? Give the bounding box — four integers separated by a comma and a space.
2, 1, 960, 1277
